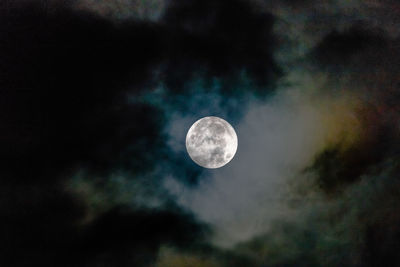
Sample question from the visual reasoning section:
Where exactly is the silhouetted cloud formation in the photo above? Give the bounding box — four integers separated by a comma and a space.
1, 0, 400, 266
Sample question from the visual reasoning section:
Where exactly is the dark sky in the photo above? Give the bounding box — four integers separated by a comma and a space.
1, 0, 400, 266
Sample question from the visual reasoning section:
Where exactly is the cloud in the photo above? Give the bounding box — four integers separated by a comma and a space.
155, 246, 220, 267
73, 0, 167, 21
231, 159, 400, 267
164, 70, 362, 247
162, 0, 400, 257
0, 0, 282, 265
2, 0, 400, 266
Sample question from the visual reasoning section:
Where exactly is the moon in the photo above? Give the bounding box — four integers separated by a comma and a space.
186, 116, 238, 169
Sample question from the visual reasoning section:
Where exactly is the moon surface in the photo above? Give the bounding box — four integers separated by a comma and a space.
186, 116, 238, 169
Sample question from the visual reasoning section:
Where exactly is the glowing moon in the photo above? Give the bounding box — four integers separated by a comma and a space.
186, 116, 238, 169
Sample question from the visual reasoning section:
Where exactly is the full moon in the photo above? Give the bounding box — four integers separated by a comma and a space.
186, 116, 238, 169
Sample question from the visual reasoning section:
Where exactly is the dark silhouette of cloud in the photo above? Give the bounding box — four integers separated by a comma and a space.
2, 0, 400, 266
0, 0, 280, 266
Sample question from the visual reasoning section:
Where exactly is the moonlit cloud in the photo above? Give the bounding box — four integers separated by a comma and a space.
73, 0, 167, 21
3, 0, 400, 266
164, 71, 361, 247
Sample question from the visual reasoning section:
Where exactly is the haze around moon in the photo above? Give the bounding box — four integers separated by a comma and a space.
186, 116, 238, 169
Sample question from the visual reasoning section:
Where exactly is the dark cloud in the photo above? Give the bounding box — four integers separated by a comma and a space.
271, 9, 400, 267
305, 118, 397, 196
0, 0, 280, 181
0, 183, 85, 266
0, 2, 165, 183
75, 206, 210, 267
0, 0, 281, 266
1, 194, 209, 267
233, 162, 400, 267
160, 0, 281, 92
2, 0, 400, 266
311, 26, 387, 70
305, 25, 400, 196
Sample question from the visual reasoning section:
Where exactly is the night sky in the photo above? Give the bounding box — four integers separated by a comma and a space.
1, 0, 400, 266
